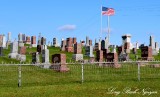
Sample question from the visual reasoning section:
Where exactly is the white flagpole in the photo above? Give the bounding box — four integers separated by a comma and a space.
107, 15, 110, 45
100, 5, 102, 41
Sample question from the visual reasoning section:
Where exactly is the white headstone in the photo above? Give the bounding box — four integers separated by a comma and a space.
8, 32, 11, 42
86, 46, 94, 57
112, 45, 116, 53
18, 33, 23, 42
42, 49, 50, 64
2, 35, 6, 48
11, 41, 18, 53
150, 35, 155, 49
155, 42, 159, 53
41, 45, 47, 50
53, 38, 59, 47
136, 42, 139, 49
8, 41, 18, 59
99, 39, 101, 50
105, 37, 109, 49
86, 36, 89, 46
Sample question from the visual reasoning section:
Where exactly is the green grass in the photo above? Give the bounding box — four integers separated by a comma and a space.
0, 47, 160, 97
0, 64, 160, 97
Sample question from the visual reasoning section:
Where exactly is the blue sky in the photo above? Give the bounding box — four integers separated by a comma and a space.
0, 0, 160, 45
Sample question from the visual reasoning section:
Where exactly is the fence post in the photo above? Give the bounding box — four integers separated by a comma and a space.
138, 62, 140, 81
81, 63, 84, 84
18, 63, 22, 87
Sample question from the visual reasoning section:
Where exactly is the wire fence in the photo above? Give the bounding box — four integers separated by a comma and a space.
0, 61, 160, 87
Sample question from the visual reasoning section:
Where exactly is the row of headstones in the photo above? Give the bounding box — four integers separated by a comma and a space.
61, 37, 77, 52
8, 41, 26, 61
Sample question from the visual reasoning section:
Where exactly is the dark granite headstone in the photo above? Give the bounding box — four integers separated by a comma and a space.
101, 40, 105, 50
102, 49, 109, 59
51, 54, 69, 72
41, 37, 46, 45
96, 50, 103, 62
74, 43, 82, 54
141, 46, 153, 60
32, 52, 36, 64
0, 47, 3, 56
73, 37, 77, 44
106, 53, 121, 68
37, 45, 41, 53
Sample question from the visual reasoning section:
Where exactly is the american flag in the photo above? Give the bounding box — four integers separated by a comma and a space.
102, 7, 115, 16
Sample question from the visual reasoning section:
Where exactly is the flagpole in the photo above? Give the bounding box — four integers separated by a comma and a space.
108, 15, 110, 46
100, 5, 102, 41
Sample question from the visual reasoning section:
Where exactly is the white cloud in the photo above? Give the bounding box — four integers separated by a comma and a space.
58, 24, 76, 31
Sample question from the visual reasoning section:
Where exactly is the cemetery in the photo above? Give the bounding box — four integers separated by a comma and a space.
0, 32, 160, 97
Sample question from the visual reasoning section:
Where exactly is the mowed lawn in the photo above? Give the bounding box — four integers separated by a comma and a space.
0, 47, 160, 97
0, 64, 160, 97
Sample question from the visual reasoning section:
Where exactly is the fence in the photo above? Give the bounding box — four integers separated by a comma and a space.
0, 61, 160, 87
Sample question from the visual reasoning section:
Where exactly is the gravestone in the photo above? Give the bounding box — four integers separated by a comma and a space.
7, 32, 11, 45
101, 40, 105, 50
19, 47, 26, 55
81, 40, 85, 46
0, 47, 3, 56
136, 42, 139, 49
37, 45, 41, 53
98, 39, 101, 50
124, 43, 130, 50
149, 35, 155, 49
73, 37, 77, 44
96, 50, 103, 66
61, 39, 66, 51
32, 52, 40, 64
26, 36, 31, 44
125, 49, 130, 54
85, 46, 94, 57
18, 33, 24, 47
118, 52, 128, 61
86, 36, 89, 46
105, 53, 121, 68
102, 49, 109, 59
74, 43, 82, 54
141, 46, 153, 60
94, 43, 100, 51
72, 43, 83, 61
51, 54, 69, 72
65, 38, 73, 52
22, 34, 26, 43
118, 46, 123, 55
53, 38, 59, 47
112, 45, 117, 53
42, 49, 50, 64
155, 42, 159, 53
41, 37, 46, 45
8, 41, 18, 59
132, 48, 137, 54
89, 40, 92, 46
31, 36, 37, 47
2, 35, 6, 48
122, 34, 131, 49
0, 35, 3, 47
41, 45, 47, 50
16, 54, 26, 62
